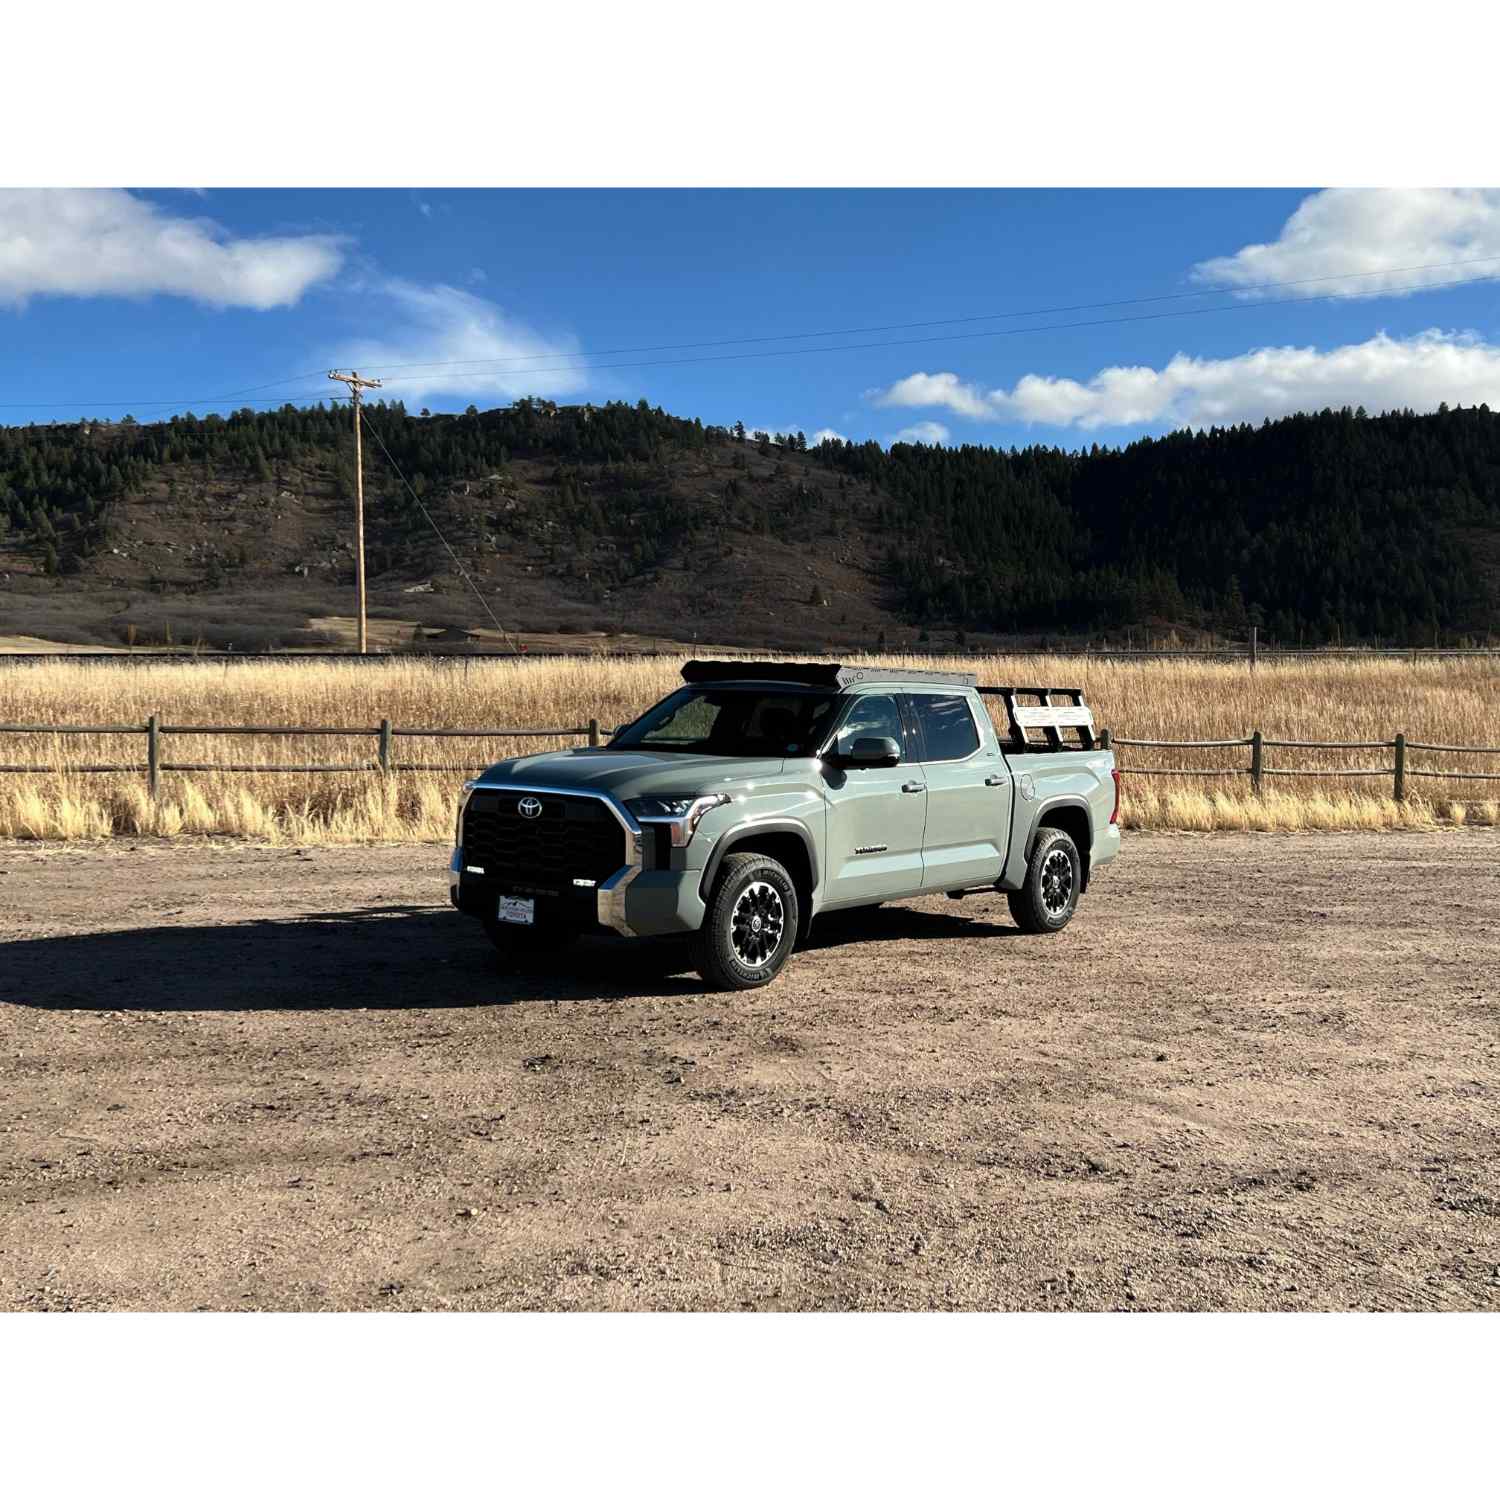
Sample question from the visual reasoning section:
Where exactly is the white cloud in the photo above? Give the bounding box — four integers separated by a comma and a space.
1193, 188, 1500, 299
0, 188, 343, 310
810, 427, 847, 445
869, 370, 991, 418
890, 420, 950, 445
331, 281, 587, 408
870, 330, 1500, 430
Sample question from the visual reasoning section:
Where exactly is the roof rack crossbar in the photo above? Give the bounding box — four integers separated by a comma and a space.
681, 660, 977, 689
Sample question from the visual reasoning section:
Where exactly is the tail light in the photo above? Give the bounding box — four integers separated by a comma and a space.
1109, 768, 1120, 825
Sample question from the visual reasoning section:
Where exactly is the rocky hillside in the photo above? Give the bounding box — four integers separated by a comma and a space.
2, 397, 1497, 650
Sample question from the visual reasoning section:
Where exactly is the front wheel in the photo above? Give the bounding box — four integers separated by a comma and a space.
1007, 827, 1081, 934
692, 851, 799, 991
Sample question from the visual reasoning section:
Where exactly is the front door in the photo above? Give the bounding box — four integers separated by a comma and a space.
821, 692, 926, 907
904, 691, 1011, 891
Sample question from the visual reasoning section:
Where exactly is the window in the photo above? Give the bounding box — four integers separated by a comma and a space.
834, 694, 903, 757
614, 687, 837, 757
910, 694, 980, 761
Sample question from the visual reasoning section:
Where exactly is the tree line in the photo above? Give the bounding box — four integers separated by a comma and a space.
812, 402, 1500, 642
2, 396, 1496, 642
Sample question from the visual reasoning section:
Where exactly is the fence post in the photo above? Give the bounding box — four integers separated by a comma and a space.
146, 714, 160, 799
379, 717, 393, 773
1250, 729, 1263, 793
1393, 732, 1406, 802
588, 717, 601, 748
1099, 727, 1111, 751
1249, 625, 1257, 672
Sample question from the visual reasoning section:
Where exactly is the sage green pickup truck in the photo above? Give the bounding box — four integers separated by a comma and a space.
449, 661, 1120, 990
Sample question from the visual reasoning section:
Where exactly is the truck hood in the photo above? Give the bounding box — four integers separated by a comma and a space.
474, 747, 788, 803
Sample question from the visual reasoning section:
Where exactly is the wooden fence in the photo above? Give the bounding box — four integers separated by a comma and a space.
3, 717, 1500, 803
1100, 730, 1500, 801
0, 718, 603, 797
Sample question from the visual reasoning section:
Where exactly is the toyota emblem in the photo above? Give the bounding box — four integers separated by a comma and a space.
517, 796, 543, 819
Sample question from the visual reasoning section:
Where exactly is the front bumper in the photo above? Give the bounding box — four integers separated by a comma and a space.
449, 846, 706, 938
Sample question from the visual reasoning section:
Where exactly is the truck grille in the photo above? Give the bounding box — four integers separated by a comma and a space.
461, 790, 627, 895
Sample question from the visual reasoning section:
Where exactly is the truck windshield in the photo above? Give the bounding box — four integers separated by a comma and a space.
612, 687, 838, 757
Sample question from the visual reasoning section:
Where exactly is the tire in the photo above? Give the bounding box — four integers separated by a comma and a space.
691, 851, 799, 991
1007, 827, 1081, 934
480, 916, 577, 961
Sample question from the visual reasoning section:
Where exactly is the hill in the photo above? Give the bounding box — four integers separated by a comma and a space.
2, 397, 1498, 650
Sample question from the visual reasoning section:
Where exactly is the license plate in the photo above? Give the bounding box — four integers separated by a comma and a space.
496, 896, 535, 926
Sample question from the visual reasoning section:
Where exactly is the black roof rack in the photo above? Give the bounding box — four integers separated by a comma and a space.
681, 660, 979, 689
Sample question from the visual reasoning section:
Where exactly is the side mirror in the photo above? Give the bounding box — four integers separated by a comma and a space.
841, 735, 902, 769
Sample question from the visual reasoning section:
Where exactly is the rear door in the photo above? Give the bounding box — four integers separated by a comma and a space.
820, 691, 927, 906
904, 691, 1011, 891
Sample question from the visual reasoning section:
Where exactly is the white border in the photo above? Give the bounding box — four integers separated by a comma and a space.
3, 1314, 1491, 1493
5, 3, 1497, 186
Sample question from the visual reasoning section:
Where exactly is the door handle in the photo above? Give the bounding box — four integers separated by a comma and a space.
985, 774, 1007, 786
901, 780, 925, 794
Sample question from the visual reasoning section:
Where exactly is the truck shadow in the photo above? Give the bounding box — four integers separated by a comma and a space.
1, 901, 1023, 1014
1, 905, 697, 1012
805, 903, 1022, 952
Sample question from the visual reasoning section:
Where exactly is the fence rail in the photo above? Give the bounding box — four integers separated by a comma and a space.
1104, 729, 1500, 800
4, 717, 1500, 803
0, 716, 604, 796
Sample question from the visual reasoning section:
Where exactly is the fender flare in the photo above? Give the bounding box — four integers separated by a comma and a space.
1001, 792, 1096, 892
699, 817, 822, 910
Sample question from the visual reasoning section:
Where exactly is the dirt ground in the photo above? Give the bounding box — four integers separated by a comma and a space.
2, 832, 1496, 1312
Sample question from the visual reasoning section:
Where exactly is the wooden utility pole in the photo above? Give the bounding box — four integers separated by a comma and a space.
327, 369, 383, 653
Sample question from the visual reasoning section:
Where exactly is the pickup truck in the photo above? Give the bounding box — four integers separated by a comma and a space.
449, 661, 1120, 990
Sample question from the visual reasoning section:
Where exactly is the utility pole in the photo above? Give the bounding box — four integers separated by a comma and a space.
327, 369, 383, 653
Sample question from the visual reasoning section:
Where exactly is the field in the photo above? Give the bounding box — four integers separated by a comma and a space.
0, 654, 1497, 841
3, 832, 1496, 1311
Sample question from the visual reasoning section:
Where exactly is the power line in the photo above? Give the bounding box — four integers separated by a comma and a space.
361, 270, 1500, 388
211, 368, 333, 398
5, 254, 1500, 415
340, 253, 1500, 376
356, 406, 520, 652
0, 390, 338, 412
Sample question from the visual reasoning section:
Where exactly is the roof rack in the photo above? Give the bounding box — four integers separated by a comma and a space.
681, 660, 978, 689
977, 685, 1097, 751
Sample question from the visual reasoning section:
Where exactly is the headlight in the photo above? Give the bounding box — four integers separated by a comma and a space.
456, 779, 479, 846
625, 792, 732, 847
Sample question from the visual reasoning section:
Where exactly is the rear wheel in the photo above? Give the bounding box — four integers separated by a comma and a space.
1007, 827, 1081, 934
692, 851, 799, 991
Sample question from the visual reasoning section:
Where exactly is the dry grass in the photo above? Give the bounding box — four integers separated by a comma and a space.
1, 654, 1497, 841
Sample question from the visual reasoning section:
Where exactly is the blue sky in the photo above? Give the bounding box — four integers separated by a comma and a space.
3, 188, 1500, 448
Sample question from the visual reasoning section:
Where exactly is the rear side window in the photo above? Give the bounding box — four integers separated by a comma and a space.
910, 694, 980, 761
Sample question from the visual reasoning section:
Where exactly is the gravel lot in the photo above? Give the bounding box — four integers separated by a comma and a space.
2, 831, 1497, 1311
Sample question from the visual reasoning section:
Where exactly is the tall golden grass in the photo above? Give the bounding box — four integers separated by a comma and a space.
0, 654, 1496, 840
